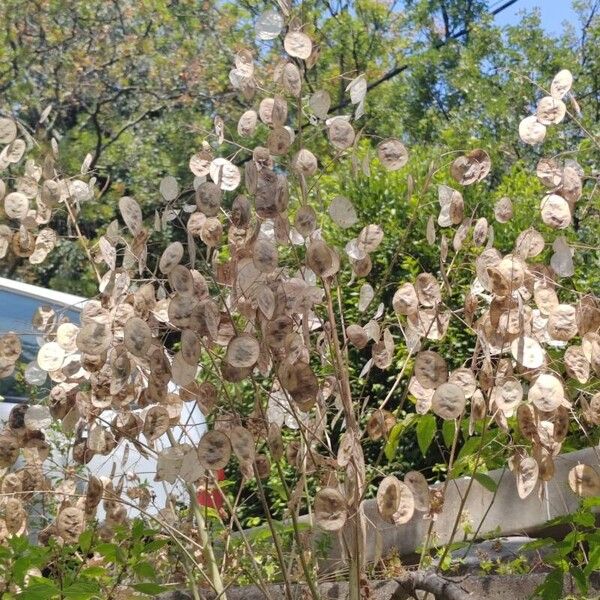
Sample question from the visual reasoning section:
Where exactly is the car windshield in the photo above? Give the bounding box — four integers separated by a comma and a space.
0, 289, 81, 403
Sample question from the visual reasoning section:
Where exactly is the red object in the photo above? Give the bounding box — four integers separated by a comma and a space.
196, 469, 225, 510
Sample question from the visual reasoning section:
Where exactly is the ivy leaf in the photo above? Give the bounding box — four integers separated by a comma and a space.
416, 414, 436, 457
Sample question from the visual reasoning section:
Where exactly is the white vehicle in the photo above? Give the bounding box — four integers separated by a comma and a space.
0, 276, 206, 518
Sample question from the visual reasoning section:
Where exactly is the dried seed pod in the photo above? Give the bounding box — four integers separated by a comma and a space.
511, 336, 545, 370
56, 507, 85, 543
314, 487, 347, 531
124, 317, 152, 357
143, 405, 171, 441
550, 69, 573, 99
432, 383, 465, 420
328, 196, 358, 229
226, 334, 260, 368
519, 116, 546, 145
376, 475, 415, 524
516, 456, 539, 499
197, 430, 231, 470
568, 464, 600, 497
494, 197, 513, 223
450, 149, 491, 185
366, 409, 395, 441
403, 471, 430, 512
414, 351, 448, 389
284, 31, 312, 60
377, 139, 408, 171
392, 283, 418, 316
346, 324, 369, 349
528, 373, 565, 412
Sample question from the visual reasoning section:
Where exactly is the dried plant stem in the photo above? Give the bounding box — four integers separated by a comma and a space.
166, 430, 227, 600
252, 462, 295, 600
323, 280, 362, 600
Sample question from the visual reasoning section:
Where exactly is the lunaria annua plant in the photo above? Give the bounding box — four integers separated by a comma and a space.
0, 7, 599, 600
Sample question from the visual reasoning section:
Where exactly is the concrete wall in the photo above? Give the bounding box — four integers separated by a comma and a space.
320, 445, 600, 569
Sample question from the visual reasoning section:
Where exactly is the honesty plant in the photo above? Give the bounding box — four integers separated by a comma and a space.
0, 6, 599, 600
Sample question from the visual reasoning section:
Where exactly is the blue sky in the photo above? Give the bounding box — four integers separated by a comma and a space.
493, 0, 579, 34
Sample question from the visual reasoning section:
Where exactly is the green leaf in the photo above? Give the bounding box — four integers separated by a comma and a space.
133, 561, 156, 580
472, 472, 497, 493
78, 530, 94, 554
143, 539, 169, 554
62, 582, 101, 600
17, 579, 60, 600
534, 568, 564, 600
416, 414, 436, 457
570, 566, 588, 595
79, 566, 108, 579
584, 542, 600, 578
132, 583, 168, 595
441, 420, 456, 448
96, 543, 126, 564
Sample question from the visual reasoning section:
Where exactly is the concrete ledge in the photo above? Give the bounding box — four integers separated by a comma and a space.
321, 445, 599, 567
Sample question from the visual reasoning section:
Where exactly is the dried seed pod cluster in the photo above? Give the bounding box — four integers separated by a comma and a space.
0, 10, 597, 557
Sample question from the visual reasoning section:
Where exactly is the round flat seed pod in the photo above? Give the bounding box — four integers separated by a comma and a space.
494, 196, 513, 223
414, 351, 448, 389
293, 148, 318, 176
377, 475, 415, 524
519, 116, 546, 145
366, 409, 395, 441
536, 96, 566, 125
528, 373, 565, 412
415, 273, 441, 307
541, 194, 571, 229
516, 456, 539, 499
256, 9, 283, 40
432, 382, 465, 420
168, 265, 194, 296
230, 426, 255, 463
448, 368, 477, 399
198, 430, 231, 470
76, 321, 111, 355
548, 304, 578, 341
253, 238, 278, 273
568, 464, 600, 497
328, 117, 355, 149
56, 322, 79, 353
517, 404, 538, 440
4, 192, 29, 220
189, 150, 212, 177
237, 109, 258, 137
124, 317, 152, 357
210, 158, 241, 191
56, 507, 85, 544
200, 217, 223, 247
450, 149, 491, 185
226, 334, 260, 368
536, 158, 562, 189
195, 181, 222, 216
514, 228, 545, 259
306, 239, 338, 278
37, 341, 65, 372
490, 377, 523, 414
284, 31, 312, 59
346, 324, 368, 349
511, 336, 545, 369
564, 345, 590, 383
118, 196, 143, 235
159, 241, 184, 274
377, 139, 408, 170
550, 69, 573, 99
283, 62, 302, 96
404, 471, 430, 512
5, 139, 26, 163
314, 487, 347, 531
144, 405, 170, 441
267, 126, 292, 155
310, 90, 331, 119
0, 117, 17, 144
357, 224, 383, 254
0, 332, 21, 364
295, 205, 317, 237
391, 286, 419, 321
160, 175, 179, 202
181, 329, 201, 366
328, 196, 358, 229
